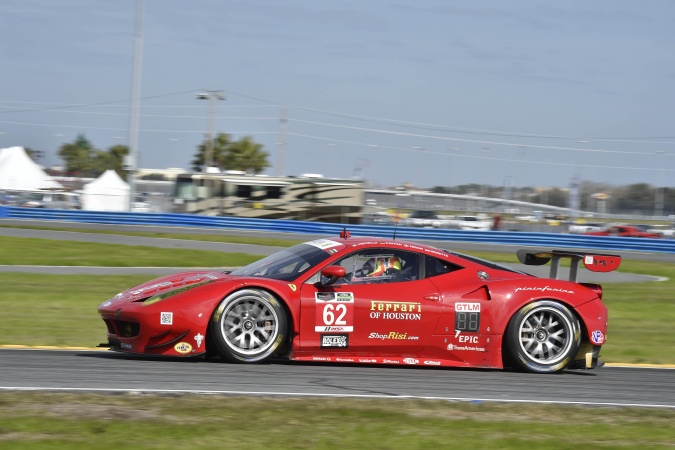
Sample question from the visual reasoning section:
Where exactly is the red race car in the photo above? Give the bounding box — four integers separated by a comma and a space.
584, 224, 661, 238
98, 231, 620, 374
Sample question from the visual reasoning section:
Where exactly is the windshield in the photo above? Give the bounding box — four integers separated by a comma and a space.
230, 243, 331, 281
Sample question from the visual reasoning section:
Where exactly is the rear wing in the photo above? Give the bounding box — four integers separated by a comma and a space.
516, 249, 621, 283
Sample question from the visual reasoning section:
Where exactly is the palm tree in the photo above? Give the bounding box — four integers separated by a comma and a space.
191, 133, 232, 171
223, 136, 270, 174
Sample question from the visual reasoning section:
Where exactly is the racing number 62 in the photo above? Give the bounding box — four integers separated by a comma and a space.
323, 303, 347, 326
315, 299, 354, 332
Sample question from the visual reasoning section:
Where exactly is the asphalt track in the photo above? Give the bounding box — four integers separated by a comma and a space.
1, 348, 674, 408
1, 220, 674, 407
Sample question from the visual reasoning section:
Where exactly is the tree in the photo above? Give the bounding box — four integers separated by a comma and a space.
95, 144, 128, 178
191, 134, 269, 174
223, 136, 270, 174
191, 133, 232, 171
58, 134, 96, 176
57, 135, 129, 178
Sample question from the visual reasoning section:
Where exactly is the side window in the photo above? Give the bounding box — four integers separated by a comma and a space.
424, 255, 461, 278
333, 249, 420, 285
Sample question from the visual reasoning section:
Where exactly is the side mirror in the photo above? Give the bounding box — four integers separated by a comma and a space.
320, 266, 346, 286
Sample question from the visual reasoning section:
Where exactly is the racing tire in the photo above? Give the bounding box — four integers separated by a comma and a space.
209, 289, 287, 363
506, 300, 580, 374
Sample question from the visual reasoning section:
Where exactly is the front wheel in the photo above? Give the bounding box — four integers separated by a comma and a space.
209, 289, 287, 363
506, 300, 580, 374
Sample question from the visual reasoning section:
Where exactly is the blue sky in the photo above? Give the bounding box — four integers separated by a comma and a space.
0, 0, 673, 189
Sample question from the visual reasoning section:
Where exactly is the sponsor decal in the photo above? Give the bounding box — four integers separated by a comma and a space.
312, 356, 332, 361
194, 333, 204, 348
424, 360, 441, 366
174, 342, 192, 354
359, 358, 377, 363
335, 358, 355, 362
457, 335, 479, 344
447, 343, 486, 352
514, 286, 575, 295
370, 301, 421, 313
315, 293, 355, 332
321, 334, 349, 348
321, 326, 351, 332
288, 284, 297, 291
160, 312, 173, 325
349, 241, 448, 257
370, 301, 422, 321
403, 358, 419, 365
585, 256, 594, 265
307, 239, 342, 250
368, 332, 419, 340
456, 302, 481, 312
591, 330, 605, 345
130, 282, 173, 296
382, 359, 400, 364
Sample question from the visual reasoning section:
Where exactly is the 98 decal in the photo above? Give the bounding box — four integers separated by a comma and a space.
315, 292, 355, 332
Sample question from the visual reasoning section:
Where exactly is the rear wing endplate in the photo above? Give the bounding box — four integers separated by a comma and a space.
516, 249, 621, 283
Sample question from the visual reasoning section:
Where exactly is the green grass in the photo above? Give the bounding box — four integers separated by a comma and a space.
0, 236, 261, 267
0, 224, 304, 247
1, 392, 674, 449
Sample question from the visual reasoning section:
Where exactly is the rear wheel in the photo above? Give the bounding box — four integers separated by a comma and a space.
209, 289, 287, 363
506, 300, 580, 374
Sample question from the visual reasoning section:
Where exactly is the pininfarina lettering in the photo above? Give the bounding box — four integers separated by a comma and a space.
514, 286, 575, 294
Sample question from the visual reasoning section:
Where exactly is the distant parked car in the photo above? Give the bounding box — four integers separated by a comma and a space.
404, 210, 449, 228
568, 222, 604, 234
584, 224, 661, 238
646, 225, 675, 238
19, 191, 80, 209
449, 215, 492, 231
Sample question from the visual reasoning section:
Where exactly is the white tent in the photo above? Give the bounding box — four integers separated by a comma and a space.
0, 146, 63, 191
81, 170, 130, 211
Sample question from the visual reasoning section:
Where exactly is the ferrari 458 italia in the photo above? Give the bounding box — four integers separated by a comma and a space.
98, 231, 620, 374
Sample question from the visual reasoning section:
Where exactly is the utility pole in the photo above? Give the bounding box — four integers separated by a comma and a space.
276, 107, 288, 176
125, 0, 144, 211
196, 90, 225, 171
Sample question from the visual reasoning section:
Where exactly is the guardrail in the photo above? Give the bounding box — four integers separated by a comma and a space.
1, 206, 674, 254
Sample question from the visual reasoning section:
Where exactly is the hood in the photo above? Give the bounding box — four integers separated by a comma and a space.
116, 270, 232, 303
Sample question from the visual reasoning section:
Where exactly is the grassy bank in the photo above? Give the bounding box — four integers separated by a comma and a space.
1, 392, 674, 449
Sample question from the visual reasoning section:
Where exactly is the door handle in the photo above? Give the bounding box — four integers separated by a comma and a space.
423, 294, 440, 302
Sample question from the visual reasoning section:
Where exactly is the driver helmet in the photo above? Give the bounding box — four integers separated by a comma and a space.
363, 256, 402, 277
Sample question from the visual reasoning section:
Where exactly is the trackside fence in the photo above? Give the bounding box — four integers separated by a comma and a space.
1, 206, 674, 254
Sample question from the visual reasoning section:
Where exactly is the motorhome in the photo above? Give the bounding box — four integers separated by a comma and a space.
171, 172, 364, 223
